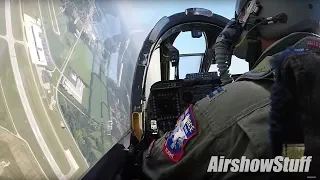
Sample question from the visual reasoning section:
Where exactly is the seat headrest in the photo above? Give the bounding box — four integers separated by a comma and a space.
253, 32, 320, 68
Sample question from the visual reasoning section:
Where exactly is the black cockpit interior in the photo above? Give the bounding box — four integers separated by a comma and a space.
81, 8, 239, 180
146, 72, 221, 136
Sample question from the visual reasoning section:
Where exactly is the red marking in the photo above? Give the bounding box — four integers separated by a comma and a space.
307, 40, 320, 49
162, 104, 198, 163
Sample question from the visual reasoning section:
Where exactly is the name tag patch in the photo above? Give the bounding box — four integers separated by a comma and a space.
207, 87, 226, 101
307, 40, 320, 49
162, 105, 197, 163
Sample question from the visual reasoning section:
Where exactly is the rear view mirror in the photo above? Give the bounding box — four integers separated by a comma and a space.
191, 30, 202, 38
185, 8, 213, 17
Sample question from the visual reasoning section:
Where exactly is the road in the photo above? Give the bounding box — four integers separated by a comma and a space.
4, 0, 67, 179
47, 0, 60, 35
36, 0, 89, 169
2, 0, 89, 179
51, 85, 89, 118
0, 79, 49, 180
52, 5, 93, 170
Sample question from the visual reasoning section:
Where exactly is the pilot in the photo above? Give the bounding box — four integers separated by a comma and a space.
142, 0, 320, 179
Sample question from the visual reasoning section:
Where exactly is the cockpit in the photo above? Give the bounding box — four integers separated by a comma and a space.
131, 8, 245, 143
0, 1, 250, 179
4, 1, 319, 179
82, 8, 246, 180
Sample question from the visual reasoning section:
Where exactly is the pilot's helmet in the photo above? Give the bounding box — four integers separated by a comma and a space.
234, 0, 320, 58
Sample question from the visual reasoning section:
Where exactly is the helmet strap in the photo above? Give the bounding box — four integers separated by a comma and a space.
246, 27, 261, 69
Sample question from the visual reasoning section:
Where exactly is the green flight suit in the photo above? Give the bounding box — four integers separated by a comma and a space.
142, 77, 273, 179
142, 33, 320, 180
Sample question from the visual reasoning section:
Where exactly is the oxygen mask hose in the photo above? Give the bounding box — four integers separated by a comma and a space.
214, 18, 242, 85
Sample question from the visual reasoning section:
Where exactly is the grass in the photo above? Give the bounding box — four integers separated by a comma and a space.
68, 40, 93, 85
0, 38, 58, 179
46, 94, 89, 179
11, 0, 24, 41
0, 128, 48, 180
103, 135, 114, 152
24, 0, 76, 70
22, 0, 62, 68
0, 39, 16, 135
0, 140, 26, 180
47, 0, 69, 35
0, 86, 16, 135
0, 1, 6, 36
21, 0, 41, 18
82, 87, 91, 110
91, 131, 101, 139
101, 102, 109, 122
89, 74, 108, 123
15, 42, 89, 178
91, 148, 102, 160
15, 43, 71, 174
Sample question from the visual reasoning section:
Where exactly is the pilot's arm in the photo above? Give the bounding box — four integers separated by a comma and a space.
142, 81, 272, 180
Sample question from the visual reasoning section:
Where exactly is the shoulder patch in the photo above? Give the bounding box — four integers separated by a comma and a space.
207, 87, 226, 101
162, 105, 197, 163
307, 39, 320, 49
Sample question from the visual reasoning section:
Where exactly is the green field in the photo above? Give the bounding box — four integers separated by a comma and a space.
0, 38, 15, 135
15, 43, 71, 174
23, 0, 76, 69
51, 70, 60, 85
15, 42, 89, 179
82, 87, 91, 110
68, 40, 93, 86
22, 0, 63, 69
0, 1, 6, 36
47, 0, 69, 35
0, 140, 26, 180
0, 128, 48, 180
44, 94, 89, 179
0, 38, 57, 180
11, 0, 23, 41
14, 42, 89, 178
21, 0, 41, 18
58, 84, 114, 166
0, 84, 16, 134
89, 74, 108, 123
91, 148, 102, 161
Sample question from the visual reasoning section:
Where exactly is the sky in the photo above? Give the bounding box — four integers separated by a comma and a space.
127, 1, 249, 75
107, 1, 250, 96
116, 1, 251, 97
105, 1, 249, 75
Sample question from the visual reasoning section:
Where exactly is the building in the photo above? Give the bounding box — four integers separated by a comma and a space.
32, 65, 52, 92
41, 69, 52, 90
61, 71, 85, 104
24, 14, 48, 66
42, 70, 52, 82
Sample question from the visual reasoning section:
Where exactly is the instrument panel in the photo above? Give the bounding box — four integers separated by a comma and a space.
146, 72, 221, 134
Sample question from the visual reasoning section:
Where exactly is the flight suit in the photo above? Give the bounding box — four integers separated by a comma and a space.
142, 79, 273, 180
142, 35, 320, 180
